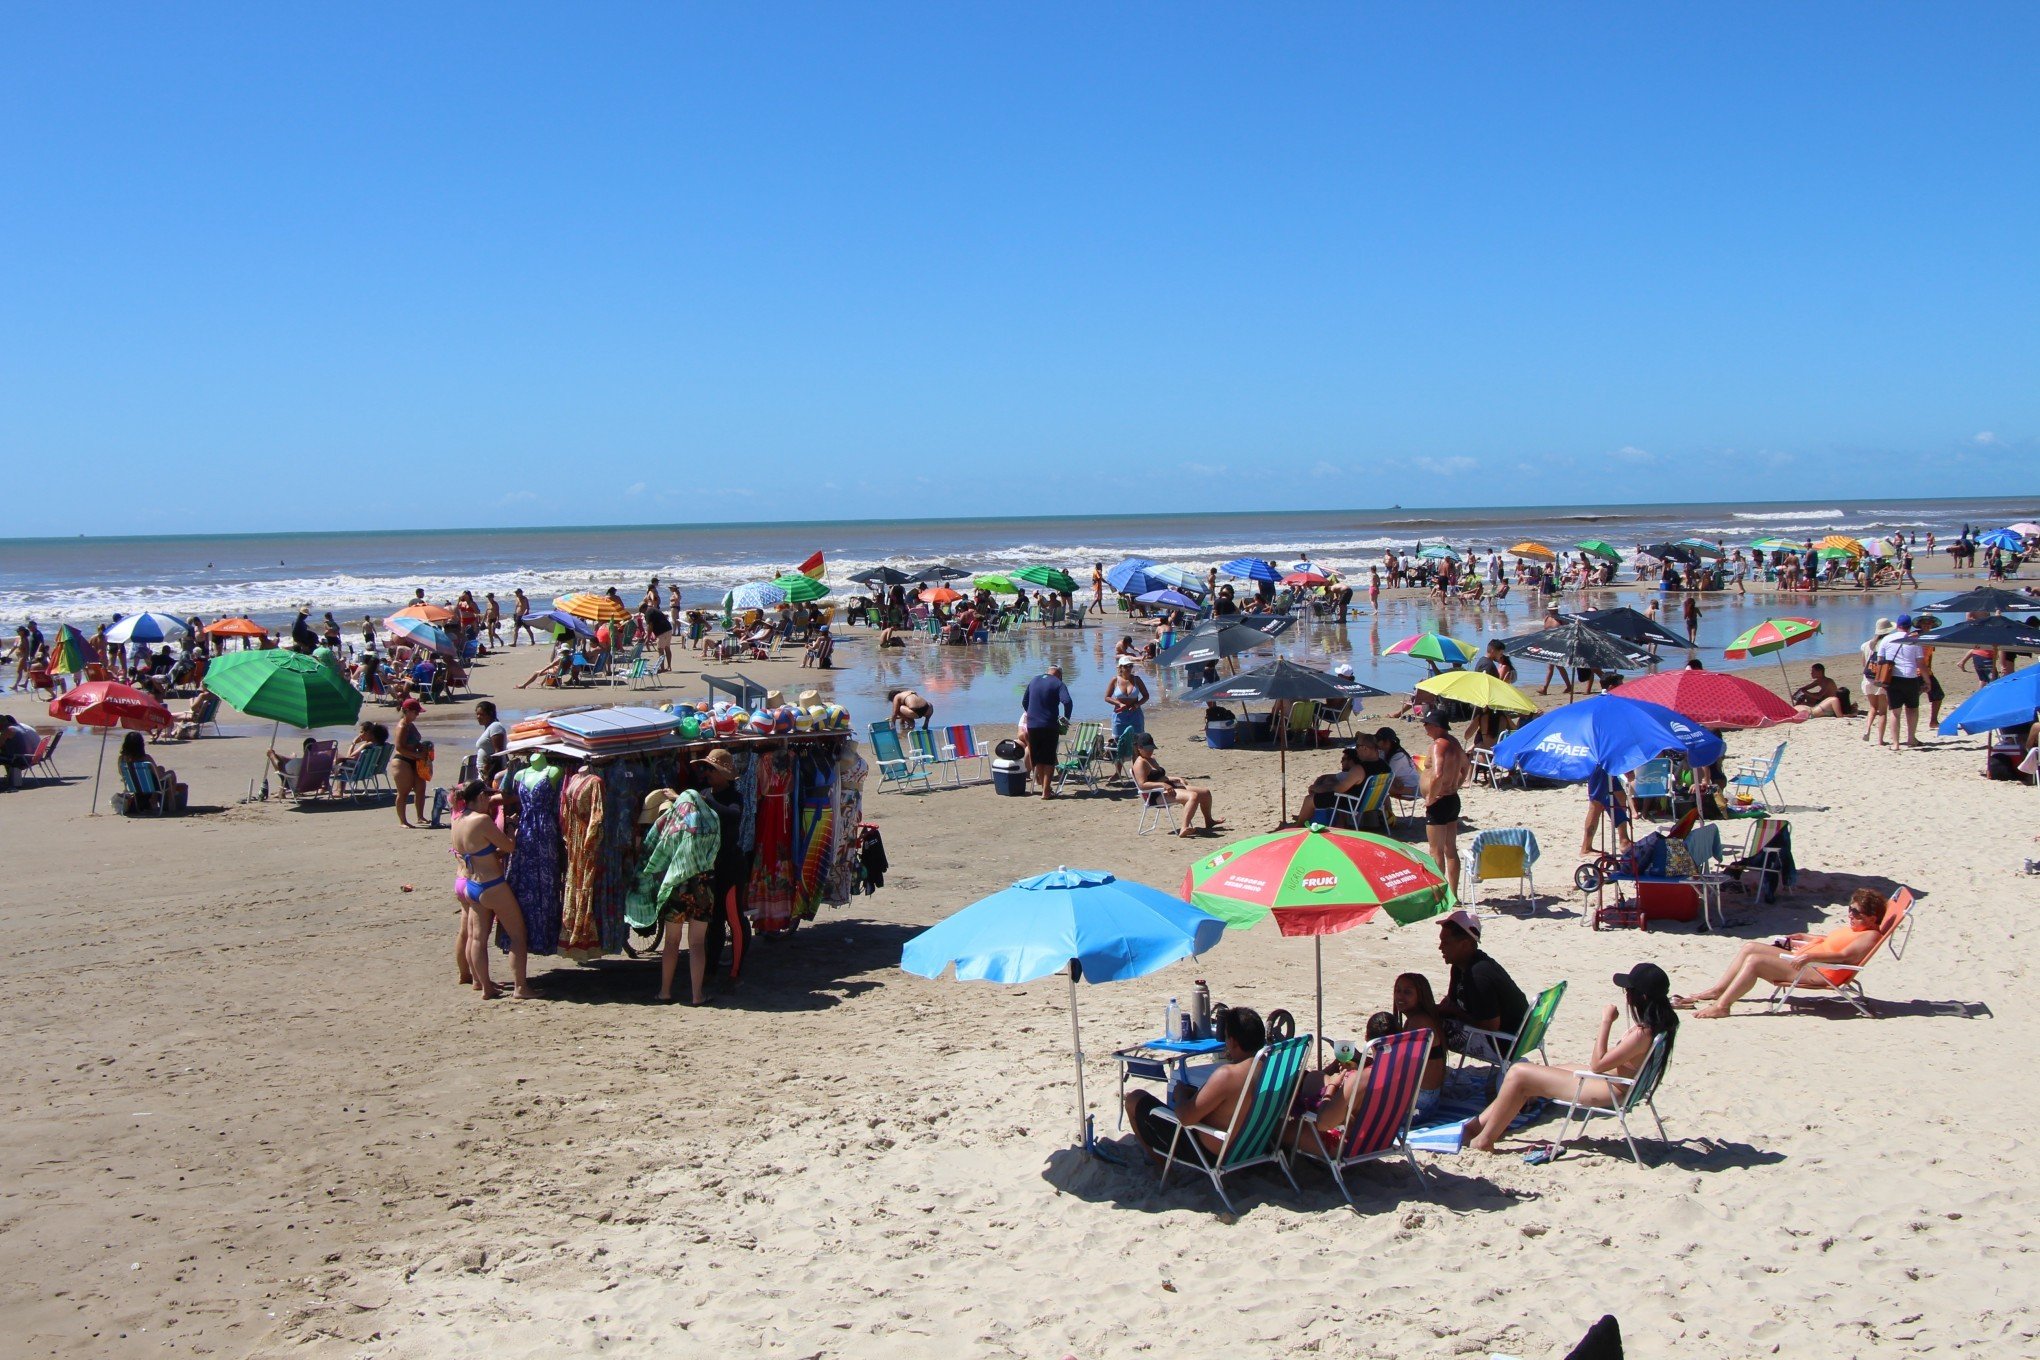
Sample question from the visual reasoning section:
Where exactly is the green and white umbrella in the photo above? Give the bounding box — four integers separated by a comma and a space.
204, 650, 364, 798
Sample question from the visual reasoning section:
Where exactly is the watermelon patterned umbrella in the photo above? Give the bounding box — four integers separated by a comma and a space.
1182, 825, 1456, 1055
1724, 616, 1822, 689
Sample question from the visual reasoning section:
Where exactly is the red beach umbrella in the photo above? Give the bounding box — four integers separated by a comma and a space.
1610, 670, 1804, 731
49, 681, 173, 815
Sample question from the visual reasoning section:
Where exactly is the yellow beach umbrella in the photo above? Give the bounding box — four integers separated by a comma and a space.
1509, 542, 1556, 560
1416, 669, 1540, 715
554, 591, 631, 623
1818, 535, 1867, 557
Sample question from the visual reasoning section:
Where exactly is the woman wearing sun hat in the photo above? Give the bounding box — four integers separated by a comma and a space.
1860, 617, 1895, 746
1459, 962, 1677, 1154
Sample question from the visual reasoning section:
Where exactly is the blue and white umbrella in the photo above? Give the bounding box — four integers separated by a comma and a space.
1103, 556, 1158, 594
903, 868, 1226, 1151
106, 611, 186, 646
727, 580, 789, 612
1220, 557, 1279, 583
1145, 564, 1207, 593
1979, 528, 2027, 551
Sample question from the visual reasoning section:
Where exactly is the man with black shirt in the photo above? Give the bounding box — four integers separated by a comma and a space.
1434, 909, 1528, 1053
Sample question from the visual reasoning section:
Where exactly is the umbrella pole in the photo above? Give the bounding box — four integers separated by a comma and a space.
1067, 963, 1090, 1154
1278, 716, 1289, 822
257, 718, 279, 800
90, 728, 109, 815
1315, 936, 1325, 1064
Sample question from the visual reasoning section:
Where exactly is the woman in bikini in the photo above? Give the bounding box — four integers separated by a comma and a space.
1391, 972, 1450, 1118
1460, 963, 1676, 1153
392, 697, 430, 827
450, 780, 532, 999
1131, 732, 1224, 836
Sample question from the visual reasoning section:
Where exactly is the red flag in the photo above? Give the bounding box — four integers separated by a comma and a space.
796, 551, 825, 580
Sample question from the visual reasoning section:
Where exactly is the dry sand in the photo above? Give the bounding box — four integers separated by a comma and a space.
2, 631, 2037, 1359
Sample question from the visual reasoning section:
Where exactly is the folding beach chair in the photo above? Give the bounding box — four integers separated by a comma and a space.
1103, 727, 1139, 783
940, 725, 991, 784
1052, 720, 1104, 793
1727, 741, 1787, 810
334, 743, 393, 800
904, 728, 957, 785
117, 761, 173, 815
1293, 1029, 1433, 1210
1456, 980, 1566, 1088
1766, 887, 1917, 1018
280, 740, 337, 800
1153, 1034, 1312, 1214
31, 730, 61, 781
866, 724, 933, 793
1464, 828, 1540, 908
1545, 1033, 1671, 1165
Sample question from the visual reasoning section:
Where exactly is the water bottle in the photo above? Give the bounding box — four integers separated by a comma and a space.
1192, 980, 1211, 1039
1165, 997, 1179, 1043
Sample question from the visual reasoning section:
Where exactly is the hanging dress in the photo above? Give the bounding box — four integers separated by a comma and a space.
557, 767, 607, 960
504, 768, 564, 955
748, 753, 795, 933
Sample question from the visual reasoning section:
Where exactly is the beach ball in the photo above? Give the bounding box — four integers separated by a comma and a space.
794, 708, 817, 732
823, 703, 849, 730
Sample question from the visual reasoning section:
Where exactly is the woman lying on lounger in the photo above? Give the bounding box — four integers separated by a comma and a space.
1672, 889, 1888, 1019
1459, 964, 1677, 1153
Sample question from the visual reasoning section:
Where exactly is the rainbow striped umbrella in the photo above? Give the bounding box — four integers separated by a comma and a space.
50, 624, 92, 675
1724, 616, 1822, 688
1182, 825, 1456, 1055
1383, 632, 1476, 666
554, 592, 630, 623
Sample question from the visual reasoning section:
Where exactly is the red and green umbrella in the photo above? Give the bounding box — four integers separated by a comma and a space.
1182, 826, 1456, 1053
1724, 616, 1822, 689
1383, 632, 1476, 666
50, 624, 92, 675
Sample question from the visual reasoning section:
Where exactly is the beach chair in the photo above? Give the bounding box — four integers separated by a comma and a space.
867, 725, 933, 793
1727, 742, 1787, 810
622, 647, 660, 690
1346, 773, 1393, 834
1319, 697, 1355, 741
1456, 981, 1566, 1087
1283, 700, 1323, 749
1153, 1034, 1312, 1214
1064, 604, 1089, 629
1052, 720, 1104, 793
117, 760, 169, 815
1766, 887, 1917, 1018
1103, 727, 1139, 783
334, 743, 393, 800
1545, 1033, 1671, 1165
1628, 757, 1679, 819
1464, 827, 1540, 908
31, 730, 61, 781
280, 740, 337, 800
939, 725, 992, 784
1135, 782, 1174, 835
1730, 818, 1793, 903
1293, 1029, 1433, 1209
904, 728, 958, 786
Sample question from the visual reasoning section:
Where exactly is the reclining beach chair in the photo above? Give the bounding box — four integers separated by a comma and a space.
1727, 741, 1787, 811
940, 725, 991, 785
866, 724, 933, 793
1546, 1033, 1671, 1165
1765, 887, 1917, 1018
280, 740, 337, 800
334, 743, 393, 800
1323, 773, 1391, 835
1153, 1034, 1312, 1214
1293, 1029, 1433, 1209
1456, 980, 1566, 1089
1464, 827, 1540, 909
904, 728, 958, 786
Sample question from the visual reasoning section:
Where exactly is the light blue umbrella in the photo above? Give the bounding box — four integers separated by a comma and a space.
1144, 563, 1207, 594
1136, 587, 1201, 611
1493, 694, 1726, 783
1980, 528, 2027, 551
902, 867, 1226, 1150
1937, 667, 2040, 736
1220, 556, 1278, 583
105, 611, 186, 646
1103, 556, 1157, 593
727, 580, 788, 611
1417, 544, 1458, 560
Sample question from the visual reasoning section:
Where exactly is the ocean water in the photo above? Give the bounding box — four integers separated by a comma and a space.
0, 496, 2030, 625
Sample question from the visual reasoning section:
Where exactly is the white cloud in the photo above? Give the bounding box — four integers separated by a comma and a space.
497, 489, 537, 507
1414, 455, 1476, 476
1181, 462, 1230, 477
1611, 445, 1657, 464
624, 481, 647, 497
1974, 431, 2000, 446
1310, 460, 1342, 479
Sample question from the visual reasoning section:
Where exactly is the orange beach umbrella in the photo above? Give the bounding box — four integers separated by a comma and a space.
202, 617, 269, 638
553, 592, 630, 623
392, 601, 456, 624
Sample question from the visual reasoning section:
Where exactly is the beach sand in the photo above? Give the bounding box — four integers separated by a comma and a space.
2, 617, 2036, 1358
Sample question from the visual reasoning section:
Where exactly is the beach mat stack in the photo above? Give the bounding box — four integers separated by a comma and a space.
542, 706, 684, 754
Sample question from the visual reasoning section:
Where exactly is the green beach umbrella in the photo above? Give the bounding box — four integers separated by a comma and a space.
1749, 536, 1800, 551
1574, 539, 1621, 562
1181, 825, 1456, 1054
1014, 565, 1077, 593
771, 573, 831, 604
973, 573, 1022, 594
205, 650, 364, 799
1675, 538, 1726, 559
1813, 546, 1857, 561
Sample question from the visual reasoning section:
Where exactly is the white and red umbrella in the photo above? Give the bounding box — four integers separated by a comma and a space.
49, 681, 173, 814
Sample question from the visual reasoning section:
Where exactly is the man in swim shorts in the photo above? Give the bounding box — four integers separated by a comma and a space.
1421, 711, 1468, 891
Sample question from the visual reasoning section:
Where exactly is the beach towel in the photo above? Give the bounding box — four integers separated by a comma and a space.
1406, 1068, 1547, 1153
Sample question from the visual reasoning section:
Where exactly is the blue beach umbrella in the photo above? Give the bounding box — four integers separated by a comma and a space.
384, 614, 458, 655
105, 611, 186, 646
1136, 588, 1201, 611
1979, 528, 2027, 551
1493, 694, 1726, 783
1145, 564, 1207, 594
1220, 557, 1279, 583
1937, 667, 2040, 737
902, 867, 1227, 1151
727, 580, 789, 612
540, 608, 600, 639
1104, 556, 1158, 594
1417, 544, 1458, 560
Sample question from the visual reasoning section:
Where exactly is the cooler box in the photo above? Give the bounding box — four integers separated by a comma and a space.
1635, 880, 1701, 925
991, 757, 1029, 796
1205, 720, 1236, 749
1237, 714, 1272, 745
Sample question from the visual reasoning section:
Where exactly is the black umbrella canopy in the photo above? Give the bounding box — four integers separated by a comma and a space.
1639, 542, 1702, 566
1503, 620, 1655, 672
908, 564, 971, 583
1179, 657, 1388, 704
1917, 614, 2040, 650
850, 566, 913, 586
1155, 616, 1295, 668
1917, 586, 2040, 615
1575, 605, 1695, 650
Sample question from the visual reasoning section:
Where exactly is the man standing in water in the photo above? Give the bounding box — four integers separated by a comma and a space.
1420, 711, 1468, 891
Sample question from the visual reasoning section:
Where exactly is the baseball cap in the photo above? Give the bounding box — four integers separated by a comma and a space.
1440, 907, 1482, 938
1612, 962, 1670, 994
1896, 613, 1912, 628
1117, 655, 1135, 667
1333, 662, 1355, 679
400, 697, 423, 714
1421, 710, 1449, 729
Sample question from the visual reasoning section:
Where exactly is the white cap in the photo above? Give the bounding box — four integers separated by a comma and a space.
1117, 656, 1135, 666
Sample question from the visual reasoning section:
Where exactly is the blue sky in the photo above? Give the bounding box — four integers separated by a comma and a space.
3, 4, 2036, 535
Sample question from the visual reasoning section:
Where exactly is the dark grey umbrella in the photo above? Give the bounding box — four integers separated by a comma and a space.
908, 564, 971, 583
850, 566, 913, 586
1575, 606, 1694, 650
1503, 621, 1654, 690
1917, 614, 2040, 651
1639, 542, 1702, 566
1155, 616, 1295, 668
1916, 586, 2040, 615
1180, 659, 1388, 813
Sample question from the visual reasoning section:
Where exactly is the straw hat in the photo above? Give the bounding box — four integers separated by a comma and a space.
797, 689, 822, 708
692, 748, 737, 779
765, 689, 787, 707
639, 788, 678, 825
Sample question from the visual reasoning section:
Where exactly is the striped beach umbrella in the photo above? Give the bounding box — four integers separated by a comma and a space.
772, 574, 830, 604
1383, 632, 1476, 666
392, 602, 456, 624
1724, 616, 1822, 688
1014, 565, 1077, 593
1182, 825, 1455, 1055
106, 611, 186, 646
553, 592, 630, 623
384, 614, 458, 655
1818, 535, 1867, 557
1220, 557, 1279, 583
50, 624, 92, 675
1749, 537, 1800, 551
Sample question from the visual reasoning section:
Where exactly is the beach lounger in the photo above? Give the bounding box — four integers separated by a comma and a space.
1153, 1034, 1312, 1214
1545, 1033, 1671, 1165
1464, 827, 1540, 908
867, 724, 933, 793
1293, 1029, 1433, 1209
1456, 980, 1565, 1088
1766, 886, 1917, 1018
280, 740, 338, 800
1727, 741, 1787, 810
